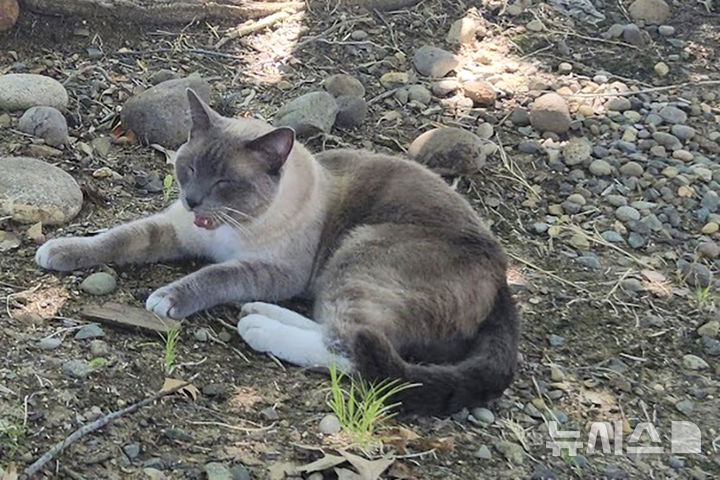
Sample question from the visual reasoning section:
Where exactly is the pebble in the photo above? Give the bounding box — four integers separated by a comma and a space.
462, 80, 495, 106
475, 123, 494, 140
274, 91, 338, 136
413, 46, 459, 77
202, 383, 229, 397
671, 124, 696, 140
350, 30, 368, 40
669, 456, 684, 469
577, 254, 601, 269
319, 414, 342, 434
602, 231, 624, 243
675, 399, 694, 414
18, 106, 69, 147
701, 222, 718, 234
510, 107, 530, 126
89, 339, 110, 357
407, 85, 432, 105
563, 137, 592, 165
379, 71, 409, 88
122, 74, 212, 148
470, 407, 494, 425
473, 445, 492, 459
80, 272, 117, 295
75, 324, 105, 340
530, 93, 571, 133
123, 443, 141, 460
39, 337, 62, 350
620, 162, 644, 177
204, 462, 233, 480
658, 105, 687, 124
628, 0, 670, 24
62, 359, 93, 379
432, 79, 460, 97
607, 97, 631, 112
658, 25, 675, 36
0, 156, 83, 225
492, 440, 525, 464
149, 69, 179, 85
0, 74, 69, 111
615, 206, 641, 222
531, 465, 557, 480
589, 159, 612, 176
194, 327, 210, 342
408, 127, 486, 175
526, 19, 544, 32
679, 260, 712, 288
698, 242, 720, 258
231, 465, 251, 480
702, 337, 720, 356
654, 62, 669, 77
557, 62, 572, 74
446, 16, 483, 45
550, 366, 565, 381
682, 354, 708, 370
623, 24, 646, 47
334, 96, 367, 128
548, 334, 564, 347
323, 74, 365, 98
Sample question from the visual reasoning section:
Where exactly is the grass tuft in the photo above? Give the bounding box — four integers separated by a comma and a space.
159, 327, 180, 374
163, 174, 174, 202
326, 362, 418, 446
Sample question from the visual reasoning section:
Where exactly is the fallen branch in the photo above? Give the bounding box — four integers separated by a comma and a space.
215, 10, 294, 48
564, 79, 720, 98
22, 376, 197, 479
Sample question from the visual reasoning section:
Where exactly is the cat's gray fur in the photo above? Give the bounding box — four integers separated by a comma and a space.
36, 90, 519, 415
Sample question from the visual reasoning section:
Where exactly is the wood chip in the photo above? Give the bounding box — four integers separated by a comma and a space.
80, 302, 181, 333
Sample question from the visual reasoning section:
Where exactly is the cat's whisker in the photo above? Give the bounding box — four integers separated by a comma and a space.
220, 206, 256, 221
217, 212, 251, 236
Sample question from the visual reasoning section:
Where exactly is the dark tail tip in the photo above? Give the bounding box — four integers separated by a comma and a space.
352, 328, 406, 380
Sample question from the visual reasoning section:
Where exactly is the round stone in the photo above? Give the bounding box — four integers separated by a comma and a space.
18, 106, 69, 147
324, 74, 365, 99
408, 127, 486, 175
619, 161, 644, 177
658, 25, 675, 36
563, 137, 592, 165
80, 272, 117, 296
462, 80, 496, 106
407, 85, 432, 105
628, 0, 670, 24
654, 62, 669, 77
0, 156, 83, 225
607, 97, 631, 112
413, 46, 459, 78
589, 159, 612, 176
0, 74, 69, 111
0, 0, 19, 33
616, 205, 641, 222
319, 414, 342, 434
333, 96, 367, 128
658, 105, 687, 124
530, 93, 571, 133
274, 91, 338, 136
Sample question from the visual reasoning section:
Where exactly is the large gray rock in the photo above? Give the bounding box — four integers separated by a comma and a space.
18, 106, 69, 147
530, 93, 571, 133
628, 0, 670, 24
0, 156, 83, 225
413, 46, 460, 78
408, 127, 486, 175
274, 91, 338, 136
120, 74, 212, 148
0, 74, 68, 111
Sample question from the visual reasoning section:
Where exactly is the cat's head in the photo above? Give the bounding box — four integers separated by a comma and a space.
174, 89, 295, 230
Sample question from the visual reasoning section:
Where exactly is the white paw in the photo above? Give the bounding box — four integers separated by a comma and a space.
145, 285, 191, 319
241, 302, 320, 331
237, 314, 282, 353
35, 237, 88, 271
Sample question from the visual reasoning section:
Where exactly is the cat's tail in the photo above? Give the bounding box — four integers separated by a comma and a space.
351, 284, 519, 416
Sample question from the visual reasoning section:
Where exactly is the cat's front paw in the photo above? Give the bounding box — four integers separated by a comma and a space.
146, 284, 199, 319
36, 237, 94, 271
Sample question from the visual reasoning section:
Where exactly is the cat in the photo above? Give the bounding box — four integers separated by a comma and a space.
36, 89, 519, 415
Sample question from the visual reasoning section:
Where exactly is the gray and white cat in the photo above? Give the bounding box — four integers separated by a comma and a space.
36, 90, 519, 414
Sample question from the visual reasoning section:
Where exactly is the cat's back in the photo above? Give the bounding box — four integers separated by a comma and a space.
316, 148, 483, 231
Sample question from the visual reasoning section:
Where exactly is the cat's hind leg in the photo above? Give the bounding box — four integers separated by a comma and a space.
237, 313, 352, 371
240, 302, 322, 331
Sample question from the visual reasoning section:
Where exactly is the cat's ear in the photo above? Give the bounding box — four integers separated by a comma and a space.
186, 88, 217, 136
246, 127, 295, 174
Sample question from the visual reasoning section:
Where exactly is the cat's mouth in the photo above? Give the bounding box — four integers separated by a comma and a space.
193, 214, 220, 230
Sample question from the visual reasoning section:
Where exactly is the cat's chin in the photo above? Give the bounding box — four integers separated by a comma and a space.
193, 214, 220, 230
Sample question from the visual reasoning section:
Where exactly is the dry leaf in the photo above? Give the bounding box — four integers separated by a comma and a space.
416, 436, 455, 453
0, 464, 18, 480
161, 378, 200, 401
378, 426, 420, 451
228, 386, 263, 411
26, 222, 44, 243
641, 269, 666, 283
338, 450, 394, 480
299, 453, 346, 473
222, 445, 264, 466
